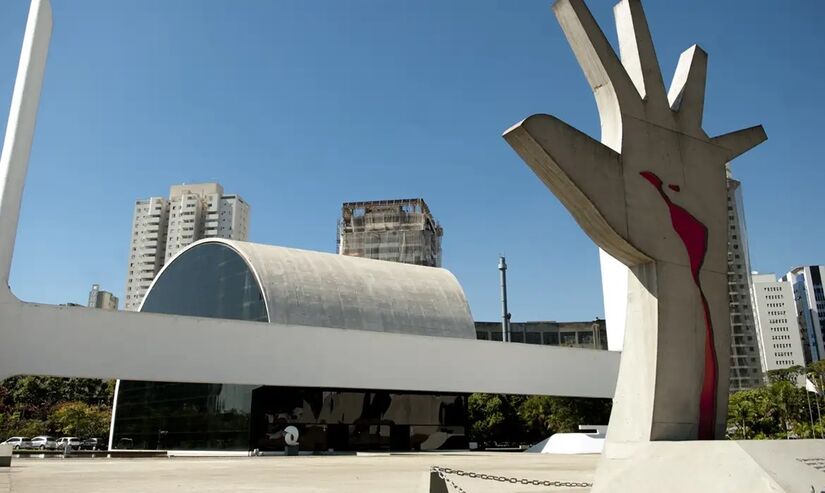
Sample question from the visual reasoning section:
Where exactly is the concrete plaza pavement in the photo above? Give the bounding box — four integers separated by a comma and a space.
0, 452, 598, 492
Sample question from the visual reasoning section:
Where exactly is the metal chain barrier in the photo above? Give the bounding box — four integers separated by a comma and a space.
431, 466, 592, 491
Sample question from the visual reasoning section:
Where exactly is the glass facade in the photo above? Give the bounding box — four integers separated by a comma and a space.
139, 242, 268, 321
113, 381, 255, 450
112, 242, 467, 452
250, 387, 467, 452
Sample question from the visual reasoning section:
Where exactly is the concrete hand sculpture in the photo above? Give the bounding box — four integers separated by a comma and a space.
504, 0, 766, 441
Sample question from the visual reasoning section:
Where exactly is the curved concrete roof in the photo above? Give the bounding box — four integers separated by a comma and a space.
147, 238, 475, 339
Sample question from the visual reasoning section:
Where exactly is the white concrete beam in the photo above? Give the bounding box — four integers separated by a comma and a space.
0, 292, 619, 398
0, 0, 51, 283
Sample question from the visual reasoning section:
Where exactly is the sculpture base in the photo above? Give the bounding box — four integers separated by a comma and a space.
592, 439, 825, 493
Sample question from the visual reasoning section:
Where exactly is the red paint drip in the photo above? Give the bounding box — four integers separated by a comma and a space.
668, 184, 680, 192
640, 171, 718, 440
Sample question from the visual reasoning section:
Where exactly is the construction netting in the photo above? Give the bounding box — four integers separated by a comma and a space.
338, 199, 443, 267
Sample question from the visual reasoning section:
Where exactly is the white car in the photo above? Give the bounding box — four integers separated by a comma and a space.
55, 437, 81, 450
0, 437, 32, 449
30, 436, 57, 450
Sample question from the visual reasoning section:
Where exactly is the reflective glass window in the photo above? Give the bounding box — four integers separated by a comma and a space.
140, 243, 267, 322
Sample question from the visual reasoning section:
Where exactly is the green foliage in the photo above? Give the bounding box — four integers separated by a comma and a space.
0, 376, 114, 440
765, 365, 804, 384
727, 379, 824, 439
0, 413, 47, 438
49, 402, 110, 438
468, 393, 611, 447
542, 396, 612, 434
472, 376, 825, 447
467, 394, 524, 446
807, 361, 825, 383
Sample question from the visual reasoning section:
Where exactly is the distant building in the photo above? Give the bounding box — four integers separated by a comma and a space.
124, 183, 250, 311
751, 273, 806, 371
474, 319, 607, 350
88, 284, 118, 310
726, 173, 764, 391
338, 198, 443, 267
782, 266, 825, 363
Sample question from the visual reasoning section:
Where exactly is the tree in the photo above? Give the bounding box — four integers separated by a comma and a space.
2, 376, 114, 416
766, 365, 803, 384
0, 412, 47, 439
0, 376, 115, 440
49, 402, 111, 438
467, 394, 523, 446
727, 379, 822, 439
468, 394, 612, 447
543, 397, 611, 435
806, 361, 825, 387
518, 395, 554, 439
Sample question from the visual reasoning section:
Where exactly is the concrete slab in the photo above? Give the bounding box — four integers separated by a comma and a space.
0, 453, 598, 493
592, 439, 825, 493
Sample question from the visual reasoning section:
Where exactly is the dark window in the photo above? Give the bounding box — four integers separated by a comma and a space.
560, 332, 577, 346
542, 333, 559, 345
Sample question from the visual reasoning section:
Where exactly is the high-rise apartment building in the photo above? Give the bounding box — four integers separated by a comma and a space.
124, 183, 250, 311
751, 273, 806, 371
338, 198, 443, 267
726, 174, 764, 391
782, 266, 825, 363
88, 284, 118, 310
165, 183, 250, 262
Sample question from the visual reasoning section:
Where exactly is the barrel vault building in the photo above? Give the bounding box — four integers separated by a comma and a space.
109, 238, 475, 452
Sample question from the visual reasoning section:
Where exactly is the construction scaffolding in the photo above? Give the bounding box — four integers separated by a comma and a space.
337, 198, 443, 267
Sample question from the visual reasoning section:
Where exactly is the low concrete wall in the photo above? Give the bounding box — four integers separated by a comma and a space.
0, 444, 11, 467
12, 449, 167, 459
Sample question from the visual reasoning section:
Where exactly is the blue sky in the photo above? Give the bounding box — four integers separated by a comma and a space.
0, 0, 822, 322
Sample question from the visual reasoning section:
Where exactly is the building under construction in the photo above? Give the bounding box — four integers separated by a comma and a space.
338, 198, 443, 267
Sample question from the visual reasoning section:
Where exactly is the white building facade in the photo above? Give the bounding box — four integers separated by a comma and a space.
124, 183, 249, 311
751, 273, 806, 371
782, 266, 825, 364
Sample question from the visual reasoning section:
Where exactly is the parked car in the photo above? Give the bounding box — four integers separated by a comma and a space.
0, 437, 32, 450
81, 438, 107, 451
30, 436, 57, 450
55, 437, 81, 450
116, 438, 133, 450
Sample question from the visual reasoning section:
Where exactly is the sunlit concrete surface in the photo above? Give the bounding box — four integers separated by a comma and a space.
0, 453, 598, 493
